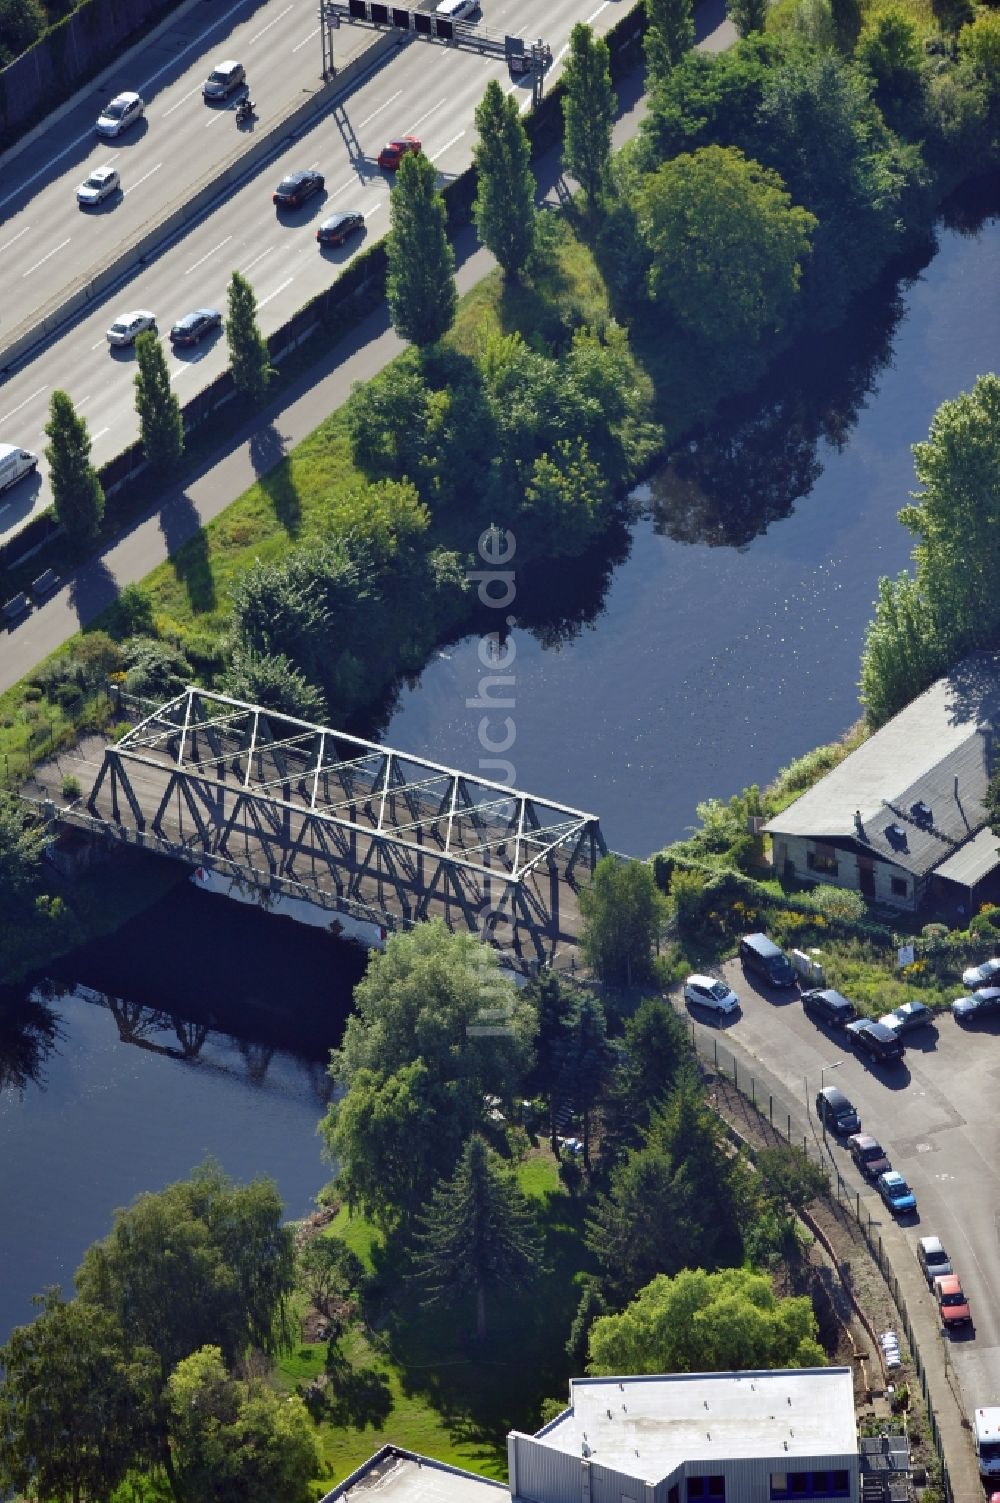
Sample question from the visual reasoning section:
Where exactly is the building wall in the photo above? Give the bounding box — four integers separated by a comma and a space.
772, 835, 918, 911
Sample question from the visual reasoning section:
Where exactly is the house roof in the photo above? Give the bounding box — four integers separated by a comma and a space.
533, 1369, 857, 1475
765, 656, 1000, 882
320, 1449, 505, 1503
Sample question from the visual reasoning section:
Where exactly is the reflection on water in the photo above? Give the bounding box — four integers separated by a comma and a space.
0, 986, 61, 1095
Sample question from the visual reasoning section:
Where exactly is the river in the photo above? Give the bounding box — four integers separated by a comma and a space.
0, 183, 997, 1347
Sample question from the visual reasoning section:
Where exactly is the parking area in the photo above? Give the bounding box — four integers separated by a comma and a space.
686, 956, 1000, 1420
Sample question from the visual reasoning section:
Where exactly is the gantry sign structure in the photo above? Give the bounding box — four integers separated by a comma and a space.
319, 0, 552, 105
86, 688, 607, 963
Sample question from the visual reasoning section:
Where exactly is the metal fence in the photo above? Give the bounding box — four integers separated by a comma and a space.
689, 1025, 954, 1503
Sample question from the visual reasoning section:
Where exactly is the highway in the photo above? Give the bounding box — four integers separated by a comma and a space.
0, 0, 629, 540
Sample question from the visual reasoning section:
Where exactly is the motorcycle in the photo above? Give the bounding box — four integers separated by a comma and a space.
235, 96, 255, 125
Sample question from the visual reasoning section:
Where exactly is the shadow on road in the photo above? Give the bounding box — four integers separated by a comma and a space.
160, 490, 216, 615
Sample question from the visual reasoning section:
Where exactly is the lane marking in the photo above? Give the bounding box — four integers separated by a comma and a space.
241, 247, 275, 274
0, 224, 31, 256
184, 234, 232, 275
0, 385, 47, 423
91, 336, 108, 350
249, 4, 293, 44
0, 0, 257, 212
22, 238, 70, 277
122, 162, 163, 196
162, 83, 203, 118
432, 130, 465, 159
258, 276, 293, 307
358, 90, 402, 130
586, 1, 609, 22
406, 97, 448, 134
291, 26, 320, 52
91, 426, 110, 441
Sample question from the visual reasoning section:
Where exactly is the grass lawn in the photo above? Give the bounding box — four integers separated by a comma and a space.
283, 1152, 594, 1491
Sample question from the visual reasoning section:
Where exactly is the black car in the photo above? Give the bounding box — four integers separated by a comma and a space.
169, 308, 222, 347
273, 170, 325, 208
953, 985, 1000, 1023
802, 987, 856, 1029
848, 1132, 891, 1180
845, 1017, 904, 1064
316, 210, 364, 247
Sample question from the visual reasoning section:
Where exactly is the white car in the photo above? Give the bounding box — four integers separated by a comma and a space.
962, 956, 1000, 989
683, 974, 740, 1019
95, 92, 144, 138
435, 0, 478, 17
107, 311, 157, 347
76, 167, 120, 206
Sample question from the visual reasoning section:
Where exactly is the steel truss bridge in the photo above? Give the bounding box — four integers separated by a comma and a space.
50, 689, 606, 964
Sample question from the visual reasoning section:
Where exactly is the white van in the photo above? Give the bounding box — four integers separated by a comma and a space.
974, 1407, 1000, 1478
435, 0, 477, 19
0, 444, 38, 493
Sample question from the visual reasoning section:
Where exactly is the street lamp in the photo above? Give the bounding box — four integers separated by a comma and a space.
821, 1059, 843, 1091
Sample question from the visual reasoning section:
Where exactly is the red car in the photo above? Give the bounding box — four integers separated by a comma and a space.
377, 135, 421, 170
934, 1274, 972, 1331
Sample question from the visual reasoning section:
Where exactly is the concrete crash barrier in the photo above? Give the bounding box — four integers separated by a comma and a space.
0, 27, 408, 375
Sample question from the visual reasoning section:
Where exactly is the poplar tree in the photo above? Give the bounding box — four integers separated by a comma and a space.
386, 150, 457, 347
472, 79, 537, 280
134, 330, 184, 471
44, 390, 105, 551
413, 1135, 542, 1342
645, 0, 695, 87
562, 24, 616, 205
226, 271, 272, 404
728, 0, 769, 35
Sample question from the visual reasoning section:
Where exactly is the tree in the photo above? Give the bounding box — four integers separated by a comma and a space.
44, 390, 105, 551
134, 329, 184, 471
527, 972, 581, 1151
755, 1145, 829, 1213
298, 1236, 365, 1319
859, 573, 944, 725
0, 792, 46, 910
728, 0, 768, 36
413, 1135, 542, 1341
587, 1266, 826, 1375
645, 0, 695, 86
640, 145, 816, 347
857, 7, 926, 132
221, 647, 328, 721
829, 0, 862, 50
386, 149, 456, 347
0, 1290, 157, 1503
554, 991, 613, 1169
0, 0, 46, 67
521, 439, 611, 555
75, 1162, 295, 1382
578, 856, 667, 987
473, 79, 537, 279
600, 998, 690, 1162
565, 1280, 607, 1367
321, 922, 536, 1223
226, 271, 272, 404
562, 24, 616, 204
167, 1346, 320, 1503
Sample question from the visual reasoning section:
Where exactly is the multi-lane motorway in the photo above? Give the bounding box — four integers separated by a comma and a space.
0, 0, 627, 538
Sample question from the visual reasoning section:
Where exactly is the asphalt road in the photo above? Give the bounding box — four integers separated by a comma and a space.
696, 956, 1000, 1427
0, 0, 635, 539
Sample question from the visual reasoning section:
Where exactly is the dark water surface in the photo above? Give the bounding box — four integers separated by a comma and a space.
380, 197, 1000, 855
1, 186, 997, 1346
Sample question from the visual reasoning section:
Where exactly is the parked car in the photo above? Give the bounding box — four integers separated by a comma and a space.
683, 974, 739, 1020
273, 169, 325, 208
738, 932, 797, 988
95, 92, 144, 137
76, 166, 120, 206
801, 987, 856, 1029
377, 135, 421, 170
934, 1273, 971, 1330
106, 310, 156, 347
876, 1170, 917, 1216
845, 1018, 905, 1063
316, 210, 364, 246
952, 986, 1000, 1023
917, 1235, 953, 1286
962, 957, 1000, 989
203, 59, 245, 100
815, 1086, 860, 1137
848, 1133, 891, 1180
169, 309, 222, 346
878, 1001, 933, 1035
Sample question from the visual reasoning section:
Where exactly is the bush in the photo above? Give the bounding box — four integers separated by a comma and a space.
808, 885, 867, 922
60, 774, 81, 799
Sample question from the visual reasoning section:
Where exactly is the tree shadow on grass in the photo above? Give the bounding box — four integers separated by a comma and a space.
256, 455, 302, 538
324, 1350, 394, 1430
160, 491, 216, 615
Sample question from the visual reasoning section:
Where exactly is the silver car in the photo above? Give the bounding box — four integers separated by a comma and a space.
917, 1235, 953, 1286
962, 957, 1000, 989
95, 92, 144, 138
203, 60, 245, 100
107, 310, 157, 347
76, 166, 120, 206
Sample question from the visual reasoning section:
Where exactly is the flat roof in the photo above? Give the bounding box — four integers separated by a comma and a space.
536, 1370, 856, 1475
322, 1449, 506, 1503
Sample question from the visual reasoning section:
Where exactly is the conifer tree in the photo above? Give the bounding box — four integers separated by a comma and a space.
44, 390, 105, 551
562, 24, 616, 205
134, 330, 184, 471
386, 150, 457, 348
226, 271, 271, 404
473, 80, 537, 280
413, 1135, 542, 1341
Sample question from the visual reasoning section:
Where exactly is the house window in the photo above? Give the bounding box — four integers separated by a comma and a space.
770, 1472, 850, 1499
891, 876, 909, 897
686, 1479, 725, 1500
807, 847, 839, 876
